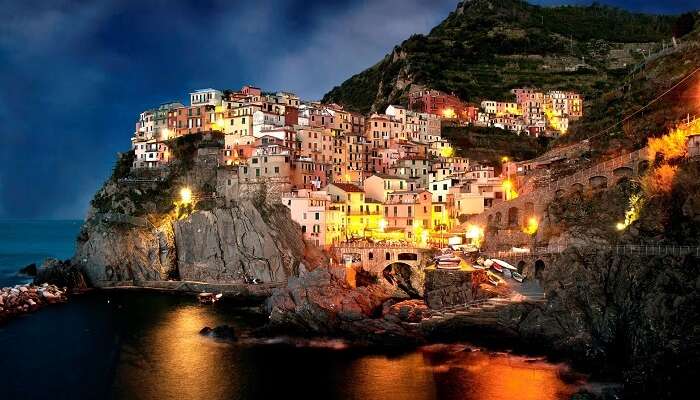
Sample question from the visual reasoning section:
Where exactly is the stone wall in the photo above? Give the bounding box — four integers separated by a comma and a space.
423, 269, 489, 309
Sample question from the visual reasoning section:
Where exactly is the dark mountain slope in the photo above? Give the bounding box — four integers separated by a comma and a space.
323, 0, 679, 114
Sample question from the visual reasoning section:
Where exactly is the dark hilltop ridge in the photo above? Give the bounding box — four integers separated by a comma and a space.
323, 0, 688, 115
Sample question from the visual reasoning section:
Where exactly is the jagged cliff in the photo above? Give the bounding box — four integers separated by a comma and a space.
74, 201, 326, 286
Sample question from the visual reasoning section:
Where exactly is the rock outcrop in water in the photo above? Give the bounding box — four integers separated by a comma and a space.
265, 268, 425, 345
34, 258, 89, 290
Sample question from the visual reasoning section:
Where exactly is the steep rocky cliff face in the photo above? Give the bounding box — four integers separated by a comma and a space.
173, 204, 325, 283
517, 161, 700, 398
520, 246, 699, 399
75, 201, 327, 286
74, 218, 175, 284
76, 131, 327, 286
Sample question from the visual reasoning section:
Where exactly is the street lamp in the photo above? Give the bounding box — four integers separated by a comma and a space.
180, 187, 193, 205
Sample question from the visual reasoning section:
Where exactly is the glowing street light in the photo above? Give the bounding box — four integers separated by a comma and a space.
616, 222, 627, 231
442, 108, 456, 119
502, 179, 518, 201
180, 187, 193, 204
523, 217, 539, 235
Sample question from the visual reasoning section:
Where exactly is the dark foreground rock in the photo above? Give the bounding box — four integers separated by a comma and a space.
18, 263, 37, 277
423, 268, 497, 309
34, 258, 89, 291
200, 325, 237, 341
264, 268, 424, 346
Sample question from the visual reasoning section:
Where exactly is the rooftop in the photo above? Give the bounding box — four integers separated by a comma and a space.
329, 182, 364, 193
370, 173, 406, 180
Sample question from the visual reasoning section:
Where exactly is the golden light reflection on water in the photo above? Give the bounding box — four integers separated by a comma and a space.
423, 345, 582, 400
108, 296, 584, 400
114, 304, 235, 400
343, 346, 581, 400
345, 353, 438, 400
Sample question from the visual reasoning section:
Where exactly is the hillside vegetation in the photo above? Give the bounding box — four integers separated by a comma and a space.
323, 0, 682, 114
442, 125, 551, 165
560, 24, 700, 157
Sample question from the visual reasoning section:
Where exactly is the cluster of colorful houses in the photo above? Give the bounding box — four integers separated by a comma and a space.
409, 87, 583, 135
130, 85, 564, 247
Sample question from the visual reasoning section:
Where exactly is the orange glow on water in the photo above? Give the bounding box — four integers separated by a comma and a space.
344, 347, 583, 400
114, 305, 232, 400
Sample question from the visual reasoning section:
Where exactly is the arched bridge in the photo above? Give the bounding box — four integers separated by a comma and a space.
331, 242, 432, 274
490, 244, 700, 279
465, 147, 652, 230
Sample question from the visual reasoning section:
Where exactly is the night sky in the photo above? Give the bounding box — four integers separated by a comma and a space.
0, 0, 696, 220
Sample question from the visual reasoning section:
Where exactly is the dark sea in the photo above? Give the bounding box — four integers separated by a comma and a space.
0, 220, 593, 400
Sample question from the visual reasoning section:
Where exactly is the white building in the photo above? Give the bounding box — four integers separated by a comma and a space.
190, 88, 223, 107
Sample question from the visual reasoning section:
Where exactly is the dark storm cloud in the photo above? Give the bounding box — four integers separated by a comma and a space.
0, 0, 695, 219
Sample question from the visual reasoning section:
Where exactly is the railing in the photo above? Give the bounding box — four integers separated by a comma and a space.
494, 244, 700, 259
544, 148, 646, 192
332, 241, 427, 250
92, 212, 149, 228
119, 177, 166, 183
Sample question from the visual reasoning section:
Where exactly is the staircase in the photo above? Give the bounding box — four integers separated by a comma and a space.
422, 293, 545, 324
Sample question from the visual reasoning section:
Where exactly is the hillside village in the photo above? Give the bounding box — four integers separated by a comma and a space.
129, 85, 581, 248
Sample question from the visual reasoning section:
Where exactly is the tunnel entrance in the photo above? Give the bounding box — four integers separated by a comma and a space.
534, 259, 546, 280
382, 262, 420, 298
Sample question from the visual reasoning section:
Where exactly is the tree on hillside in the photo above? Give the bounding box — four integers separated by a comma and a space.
673, 12, 697, 38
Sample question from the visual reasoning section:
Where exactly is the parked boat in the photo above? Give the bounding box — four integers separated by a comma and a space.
437, 263, 461, 270
491, 259, 518, 271
487, 274, 500, 286
198, 293, 223, 304
487, 259, 503, 272
512, 271, 525, 282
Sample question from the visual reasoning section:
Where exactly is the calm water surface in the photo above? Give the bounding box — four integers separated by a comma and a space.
0, 220, 81, 286
0, 221, 588, 400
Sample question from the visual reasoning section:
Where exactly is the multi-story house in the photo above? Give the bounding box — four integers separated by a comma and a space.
343, 133, 370, 182
408, 87, 469, 120
297, 126, 335, 165
326, 182, 382, 238
169, 104, 215, 136
282, 189, 333, 247
387, 156, 430, 188
365, 113, 405, 149
383, 190, 432, 241
363, 173, 409, 203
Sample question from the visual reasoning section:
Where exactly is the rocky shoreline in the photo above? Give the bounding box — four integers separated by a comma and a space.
0, 283, 69, 324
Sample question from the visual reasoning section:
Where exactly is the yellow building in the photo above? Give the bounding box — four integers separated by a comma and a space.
326, 183, 382, 239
